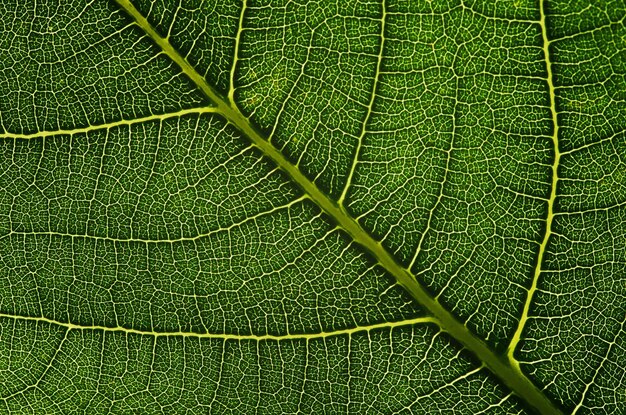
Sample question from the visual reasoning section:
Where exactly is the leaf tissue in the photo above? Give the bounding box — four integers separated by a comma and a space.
0, 0, 624, 414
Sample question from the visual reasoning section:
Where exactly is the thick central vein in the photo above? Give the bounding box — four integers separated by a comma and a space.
114, 1, 563, 413
507, 0, 561, 370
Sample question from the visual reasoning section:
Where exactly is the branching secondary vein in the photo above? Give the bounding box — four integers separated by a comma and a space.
507, 0, 561, 372
0, 313, 435, 341
0, 107, 216, 140
337, 0, 386, 206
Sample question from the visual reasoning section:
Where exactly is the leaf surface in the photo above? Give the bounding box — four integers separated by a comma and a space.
0, 0, 624, 414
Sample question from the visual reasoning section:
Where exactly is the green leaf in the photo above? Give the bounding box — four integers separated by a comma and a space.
0, 0, 624, 413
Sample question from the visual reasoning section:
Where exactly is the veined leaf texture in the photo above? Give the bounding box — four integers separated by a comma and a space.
0, 0, 624, 413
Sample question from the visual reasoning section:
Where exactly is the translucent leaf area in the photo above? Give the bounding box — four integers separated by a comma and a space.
0, 0, 624, 414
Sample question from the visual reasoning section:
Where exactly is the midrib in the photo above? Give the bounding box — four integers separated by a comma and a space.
114, 0, 563, 414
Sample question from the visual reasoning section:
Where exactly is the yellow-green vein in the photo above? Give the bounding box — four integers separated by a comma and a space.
507, 0, 561, 372
0, 313, 436, 341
